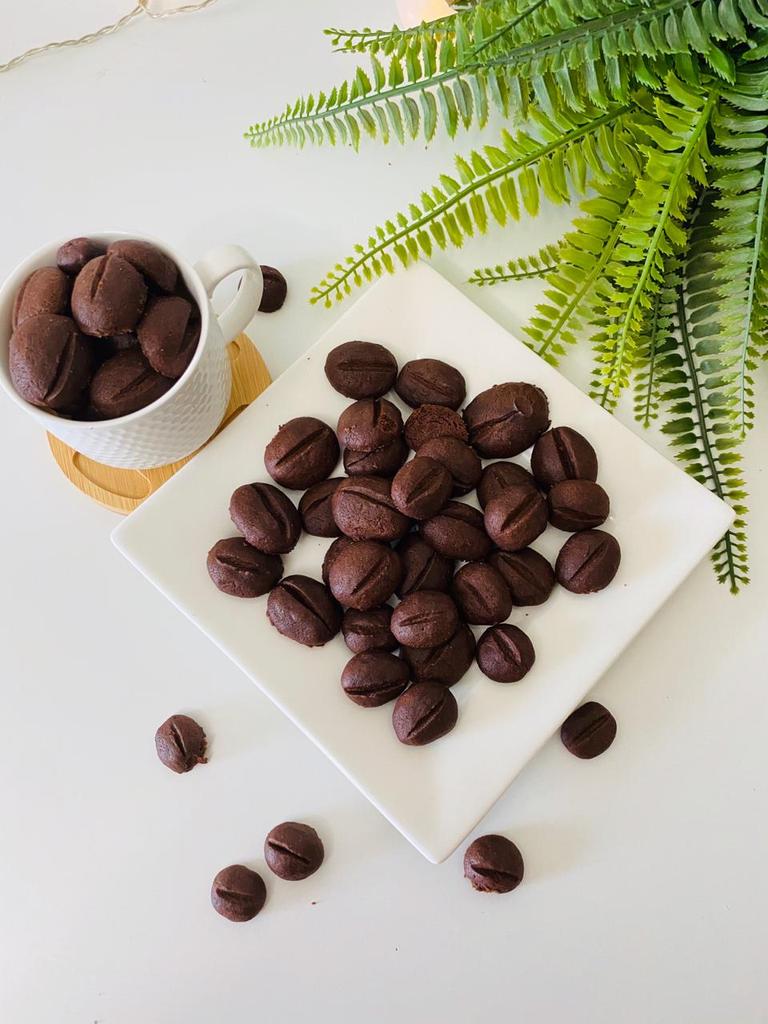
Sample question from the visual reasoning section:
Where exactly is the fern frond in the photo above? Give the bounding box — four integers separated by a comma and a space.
325, 20, 456, 56
632, 280, 676, 426
469, 242, 561, 284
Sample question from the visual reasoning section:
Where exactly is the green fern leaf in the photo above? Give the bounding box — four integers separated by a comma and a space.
469, 241, 562, 284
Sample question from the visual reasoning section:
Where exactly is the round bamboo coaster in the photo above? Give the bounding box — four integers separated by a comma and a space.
47, 334, 271, 515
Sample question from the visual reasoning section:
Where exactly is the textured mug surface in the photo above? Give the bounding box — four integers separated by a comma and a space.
0, 233, 263, 469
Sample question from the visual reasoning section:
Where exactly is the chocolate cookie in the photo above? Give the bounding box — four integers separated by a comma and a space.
259, 265, 288, 313
9, 314, 93, 414
264, 416, 340, 490
390, 590, 459, 649
392, 681, 458, 746
401, 622, 475, 686
89, 348, 172, 418
337, 398, 403, 451
327, 540, 402, 610
331, 476, 411, 542
464, 835, 524, 894
464, 382, 549, 457
264, 822, 324, 880
321, 536, 354, 587
266, 575, 341, 646
107, 239, 178, 293
137, 295, 197, 379
451, 562, 512, 625
560, 701, 617, 758
548, 479, 610, 532
531, 426, 598, 489
477, 461, 538, 510
475, 624, 535, 683
395, 533, 454, 597
488, 549, 555, 607
396, 358, 466, 409
421, 501, 492, 561
211, 865, 266, 922
12, 266, 71, 328
57, 237, 105, 276
325, 340, 398, 399
207, 537, 283, 598
555, 530, 620, 593
298, 478, 344, 537
391, 456, 452, 520
155, 714, 207, 773
341, 651, 409, 707
403, 404, 468, 451
342, 606, 397, 654
484, 485, 548, 551
71, 253, 148, 337
229, 482, 301, 555
416, 436, 482, 497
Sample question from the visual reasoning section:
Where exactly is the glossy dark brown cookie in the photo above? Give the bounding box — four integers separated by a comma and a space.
89, 348, 173, 419
155, 714, 207, 773
342, 606, 397, 654
391, 456, 452, 520
71, 253, 148, 337
451, 562, 512, 625
401, 622, 475, 687
107, 239, 178, 293
395, 534, 454, 597
560, 701, 617, 758
137, 295, 197, 379
416, 436, 482, 497
9, 313, 93, 414
464, 835, 524, 894
477, 461, 538, 510
343, 437, 408, 478
298, 478, 344, 537
531, 426, 598, 489
57, 237, 105, 276
464, 382, 549, 457
331, 476, 411, 542
548, 479, 609, 532
395, 358, 466, 409
207, 537, 283, 598
264, 416, 340, 490
266, 575, 341, 646
555, 530, 620, 593
484, 485, 548, 552
211, 865, 266, 921
392, 681, 458, 746
476, 624, 535, 682
421, 501, 493, 561
321, 536, 354, 586
326, 540, 402, 610
12, 266, 71, 327
488, 549, 555, 607
229, 482, 301, 555
337, 397, 403, 451
264, 822, 324, 880
258, 265, 288, 313
325, 340, 398, 399
390, 590, 459, 649
404, 404, 468, 451
341, 651, 409, 707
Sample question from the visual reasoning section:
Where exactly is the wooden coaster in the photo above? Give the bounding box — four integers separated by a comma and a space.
47, 334, 271, 515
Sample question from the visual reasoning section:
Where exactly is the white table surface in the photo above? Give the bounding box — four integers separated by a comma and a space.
1, 3, 766, 1022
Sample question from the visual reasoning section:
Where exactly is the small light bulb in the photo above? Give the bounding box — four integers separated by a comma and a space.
395, 0, 454, 29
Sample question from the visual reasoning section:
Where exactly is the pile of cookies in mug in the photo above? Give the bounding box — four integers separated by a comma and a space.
207, 340, 622, 749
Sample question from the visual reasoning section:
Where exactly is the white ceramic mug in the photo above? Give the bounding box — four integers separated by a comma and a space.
0, 232, 264, 469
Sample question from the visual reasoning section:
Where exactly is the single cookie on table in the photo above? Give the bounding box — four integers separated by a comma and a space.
264, 416, 340, 490
420, 501, 493, 561
531, 425, 598, 489
211, 865, 266, 922
476, 623, 535, 683
341, 651, 410, 707
395, 533, 454, 597
390, 590, 459, 649
9, 314, 93, 414
331, 476, 411, 542
137, 295, 198, 379
258, 265, 287, 313
337, 397, 403, 452
451, 561, 512, 625
555, 530, 620, 594
322, 536, 355, 587
325, 340, 398, 399
404, 403, 468, 451
464, 382, 549, 457
484, 485, 548, 552
264, 822, 324, 880
416, 436, 482, 497
342, 606, 397, 654
477, 461, 538, 510
392, 681, 458, 746
395, 357, 466, 410
343, 437, 409, 478
57, 237, 105, 276
12, 266, 71, 328
155, 714, 207, 773
229, 482, 301, 555
71, 253, 148, 337
464, 835, 524, 894
327, 540, 402, 611
267, 575, 341, 647
400, 622, 475, 687
560, 701, 617, 758
488, 549, 555, 607
391, 456, 452, 520
90, 348, 173, 419
207, 537, 283, 598
107, 239, 178, 293
548, 479, 609, 532
299, 478, 344, 537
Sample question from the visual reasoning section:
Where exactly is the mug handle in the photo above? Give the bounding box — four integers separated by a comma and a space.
194, 245, 264, 344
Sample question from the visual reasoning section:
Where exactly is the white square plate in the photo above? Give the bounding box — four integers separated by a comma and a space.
113, 263, 733, 863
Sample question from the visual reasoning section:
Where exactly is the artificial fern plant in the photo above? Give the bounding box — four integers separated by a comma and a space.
245, 0, 768, 592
